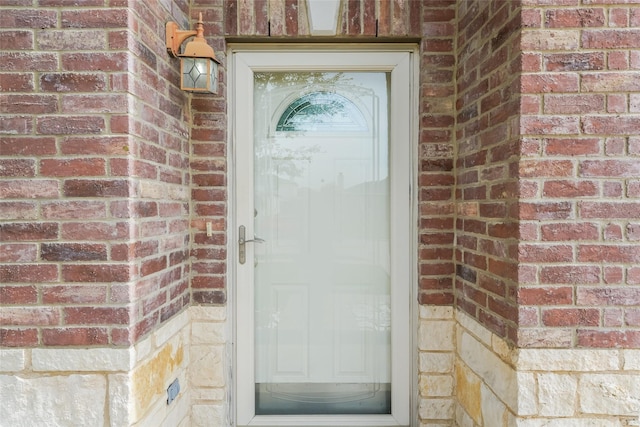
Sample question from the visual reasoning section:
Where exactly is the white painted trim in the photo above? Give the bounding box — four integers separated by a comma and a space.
233, 50, 258, 423
409, 48, 420, 427
227, 48, 240, 427
229, 44, 418, 427
306, 0, 341, 35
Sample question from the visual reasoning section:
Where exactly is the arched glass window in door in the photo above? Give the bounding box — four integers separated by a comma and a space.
276, 91, 368, 132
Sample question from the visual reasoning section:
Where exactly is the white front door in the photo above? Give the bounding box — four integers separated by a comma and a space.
233, 47, 415, 427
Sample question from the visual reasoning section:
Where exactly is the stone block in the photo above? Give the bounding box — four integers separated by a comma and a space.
481, 383, 507, 427
0, 374, 106, 426
458, 331, 518, 412
419, 397, 455, 421
132, 386, 189, 427
134, 335, 153, 364
537, 373, 577, 416
580, 373, 640, 416
419, 320, 455, 351
419, 352, 454, 374
190, 306, 226, 322
516, 372, 537, 416
456, 361, 482, 425
420, 305, 454, 320
154, 310, 189, 348
191, 386, 226, 402
515, 419, 620, 427
109, 373, 133, 426
517, 349, 620, 372
133, 401, 167, 427
420, 374, 453, 397
491, 334, 514, 363
178, 415, 192, 427
32, 347, 132, 372
190, 345, 225, 388
159, 393, 190, 427
192, 321, 226, 345
0, 349, 26, 371
517, 328, 574, 348
192, 404, 226, 427
457, 311, 492, 347
623, 350, 640, 370
455, 403, 475, 427
131, 340, 186, 419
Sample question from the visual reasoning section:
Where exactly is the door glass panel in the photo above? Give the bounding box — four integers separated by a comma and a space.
253, 72, 391, 415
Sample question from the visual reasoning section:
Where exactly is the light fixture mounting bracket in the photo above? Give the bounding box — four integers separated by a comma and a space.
165, 21, 197, 57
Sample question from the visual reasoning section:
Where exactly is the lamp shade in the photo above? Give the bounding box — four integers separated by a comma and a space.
166, 13, 221, 94
181, 57, 218, 93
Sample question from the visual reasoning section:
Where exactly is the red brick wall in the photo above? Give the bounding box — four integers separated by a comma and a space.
518, 2, 640, 348
3, 0, 638, 351
418, 0, 457, 306
1, 2, 192, 347
454, 0, 522, 342
455, 0, 640, 348
189, 3, 228, 305
223, 0, 422, 37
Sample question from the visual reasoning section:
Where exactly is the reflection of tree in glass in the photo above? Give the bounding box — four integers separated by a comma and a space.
254, 72, 360, 180
255, 72, 371, 131
277, 92, 368, 132
255, 72, 348, 89
256, 73, 360, 132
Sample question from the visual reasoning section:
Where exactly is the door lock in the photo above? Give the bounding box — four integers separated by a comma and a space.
238, 225, 264, 264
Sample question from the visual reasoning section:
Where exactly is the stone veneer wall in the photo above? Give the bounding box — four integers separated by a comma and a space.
189, 306, 229, 426
419, 306, 457, 426
456, 310, 640, 426
1, 310, 190, 426
0, 305, 229, 426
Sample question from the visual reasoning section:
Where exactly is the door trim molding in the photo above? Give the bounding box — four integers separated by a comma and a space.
228, 44, 419, 427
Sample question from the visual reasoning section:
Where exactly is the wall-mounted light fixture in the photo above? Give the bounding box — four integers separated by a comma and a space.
166, 13, 220, 94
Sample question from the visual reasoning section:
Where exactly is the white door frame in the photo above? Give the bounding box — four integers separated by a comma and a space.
228, 44, 418, 427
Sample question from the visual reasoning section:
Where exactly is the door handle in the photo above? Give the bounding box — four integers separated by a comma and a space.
238, 225, 264, 264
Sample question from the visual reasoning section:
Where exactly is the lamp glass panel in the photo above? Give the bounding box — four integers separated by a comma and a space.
181, 57, 196, 89
193, 58, 208, 89
181, 57, 216, 93
208, 59, 218, 94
